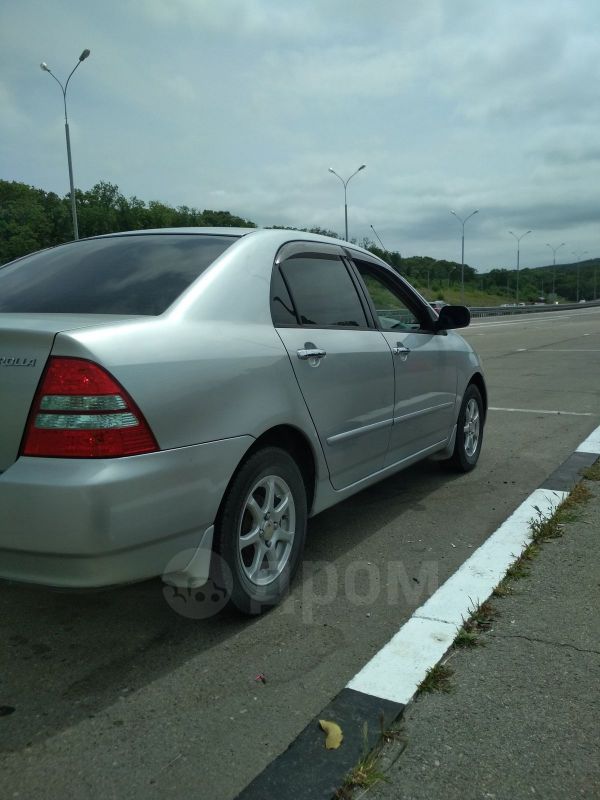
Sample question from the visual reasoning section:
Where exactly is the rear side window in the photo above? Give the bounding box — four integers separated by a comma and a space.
280, 255, 368, 327
0, 234, 237, 315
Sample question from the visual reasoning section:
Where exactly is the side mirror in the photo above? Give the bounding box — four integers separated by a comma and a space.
434, 304, 470, 331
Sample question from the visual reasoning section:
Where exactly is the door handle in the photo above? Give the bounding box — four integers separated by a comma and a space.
297, 348, 327, 360
392, 344, 410, 360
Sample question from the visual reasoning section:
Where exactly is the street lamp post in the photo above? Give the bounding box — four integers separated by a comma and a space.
546, 242, 565, 296
450, 209, 478, 304
508, 230, 532, 305
40, 49, 91, 240
329, 165, 366, 241
572, 250, 589, 302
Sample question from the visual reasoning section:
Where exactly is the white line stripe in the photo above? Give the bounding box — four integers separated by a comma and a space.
576, 425, 600, 454
469, 310, 600, 329
490, 407, 594, 417
346, 488, 566, 705
522, 349, 600, 353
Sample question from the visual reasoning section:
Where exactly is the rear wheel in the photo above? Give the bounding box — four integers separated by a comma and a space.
214, 447, 307, 615
450, 384, 484, 472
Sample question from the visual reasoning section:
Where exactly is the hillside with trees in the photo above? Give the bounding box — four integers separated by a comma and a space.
1, 179, 597, 304
0, 180, 255, 265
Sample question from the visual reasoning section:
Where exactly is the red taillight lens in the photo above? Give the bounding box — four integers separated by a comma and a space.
21, 357, 159, 458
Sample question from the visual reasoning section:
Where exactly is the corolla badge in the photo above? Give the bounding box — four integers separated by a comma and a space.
0, 357, 37, 367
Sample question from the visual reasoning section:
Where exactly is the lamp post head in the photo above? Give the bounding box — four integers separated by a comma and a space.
79, 49, 91, 61
358, 164, 366, 171
40, 62, 50, 72
328, 167, 335, 173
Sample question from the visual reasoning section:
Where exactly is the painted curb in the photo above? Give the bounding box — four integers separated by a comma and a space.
235, 426, 600, 800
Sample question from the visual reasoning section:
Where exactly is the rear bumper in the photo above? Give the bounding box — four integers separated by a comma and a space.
0, 436, 252, 588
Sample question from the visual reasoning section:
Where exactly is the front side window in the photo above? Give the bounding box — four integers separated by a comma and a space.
280, 255, 368, 327
355, 262, 423, 332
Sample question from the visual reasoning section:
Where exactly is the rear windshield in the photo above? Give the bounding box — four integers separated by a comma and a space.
0, 234, 238, 315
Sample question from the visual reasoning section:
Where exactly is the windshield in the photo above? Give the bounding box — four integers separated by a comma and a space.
0, 234, 238, 315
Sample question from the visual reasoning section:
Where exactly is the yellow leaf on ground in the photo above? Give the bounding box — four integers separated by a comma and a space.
319, 719, 343, 749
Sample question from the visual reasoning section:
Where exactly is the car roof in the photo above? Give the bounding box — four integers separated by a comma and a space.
76, 226, 386, 262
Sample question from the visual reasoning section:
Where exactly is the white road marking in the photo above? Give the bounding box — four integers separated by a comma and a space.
346, 489, 566, 704
469, 308, 600, 329
346, 423, 600, 706
489, 407, 594, 417
577, 427, 600, 454
522, 349, 600, 353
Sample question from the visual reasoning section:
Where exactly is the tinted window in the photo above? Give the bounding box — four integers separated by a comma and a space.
270, 266, 298, 325
281, 255, 367, 327
0, 234, 237, 315
359, 271, 421, 331
354, 261, 424, 332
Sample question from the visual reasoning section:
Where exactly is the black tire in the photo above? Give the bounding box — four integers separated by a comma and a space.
450, 384, 484, 472
213, 447, 307, 615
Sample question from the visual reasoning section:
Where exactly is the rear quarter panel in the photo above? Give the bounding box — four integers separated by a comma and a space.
52, 319, 320, 453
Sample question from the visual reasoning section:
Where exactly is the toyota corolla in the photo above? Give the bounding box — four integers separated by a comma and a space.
0, 228, 486, 613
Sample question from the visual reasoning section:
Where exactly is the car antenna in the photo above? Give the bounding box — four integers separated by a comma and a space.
370, 224, 389, 255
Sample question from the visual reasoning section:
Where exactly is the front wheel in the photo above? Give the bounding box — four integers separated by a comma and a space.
214, 447, 307, 615
450, 384, 484, 472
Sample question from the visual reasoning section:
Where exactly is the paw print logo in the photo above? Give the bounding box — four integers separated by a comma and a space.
162, 551, 232, 619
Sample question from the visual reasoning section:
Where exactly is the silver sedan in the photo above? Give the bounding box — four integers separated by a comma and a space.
0, 228, 486, 614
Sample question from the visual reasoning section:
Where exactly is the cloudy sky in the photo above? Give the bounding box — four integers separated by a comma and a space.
1, 0, 598, 271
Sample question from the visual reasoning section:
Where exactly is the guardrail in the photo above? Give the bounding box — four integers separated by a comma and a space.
468, 300, 600, 318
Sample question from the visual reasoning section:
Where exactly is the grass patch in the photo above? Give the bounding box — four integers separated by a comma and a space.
530, 484, 592, 543
454, 599, 497, 648
336, 751, 387, 799
454, 626, 480, 648
581, 461, 600, 481
469, 599, 496, 630
492, 578, 512, 598
504, 541, 540, 582
494, 482, 592, 597
336, 719, 409, 799
335, 722, 392, 799
417, 662, 453, 695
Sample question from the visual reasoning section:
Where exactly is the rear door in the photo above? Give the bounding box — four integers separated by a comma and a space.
350, 257, 458, 466
271, 243, 395, 490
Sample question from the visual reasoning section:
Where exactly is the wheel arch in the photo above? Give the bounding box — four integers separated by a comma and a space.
468, 372, 488, 422
216, 425, 318, 524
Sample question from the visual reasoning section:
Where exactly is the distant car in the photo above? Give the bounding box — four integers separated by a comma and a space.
579, 299, 586, 303
0, 228, 487, 614
429, 300, 449, 314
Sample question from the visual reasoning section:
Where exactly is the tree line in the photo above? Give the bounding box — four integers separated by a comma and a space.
0, 179, 255, 265
1, 179, 597, 303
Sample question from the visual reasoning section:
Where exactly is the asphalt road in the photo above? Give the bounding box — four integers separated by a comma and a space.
1, 306, 599, 799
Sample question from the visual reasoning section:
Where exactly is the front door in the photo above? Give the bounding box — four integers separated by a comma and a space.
351, 259, 458, 466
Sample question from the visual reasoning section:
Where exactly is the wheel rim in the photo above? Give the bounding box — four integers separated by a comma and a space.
463, 398, 481, 457
237, 475, 296, 587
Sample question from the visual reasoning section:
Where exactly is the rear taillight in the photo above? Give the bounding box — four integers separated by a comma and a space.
21, 357, 159, 458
